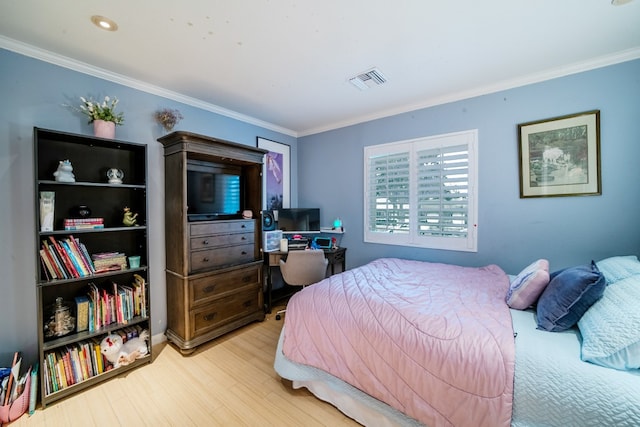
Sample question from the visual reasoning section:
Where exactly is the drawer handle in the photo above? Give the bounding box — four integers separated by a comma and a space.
203, 312, 217, 321
203, 257, 210, 262
241, 224, 246, 228
241, 251, 247, 255
242, 275, 251, 283
242, 300, 252, 308
241, 236, 246, 240
202, 240, 209, 245
203, 285, 216, 293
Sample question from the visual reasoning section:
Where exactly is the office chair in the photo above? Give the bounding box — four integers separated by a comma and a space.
275, 249, 328, 320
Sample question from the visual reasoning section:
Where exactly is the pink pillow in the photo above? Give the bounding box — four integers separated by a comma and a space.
506, 259, 550, 310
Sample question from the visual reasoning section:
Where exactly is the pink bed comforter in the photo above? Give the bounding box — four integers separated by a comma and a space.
282, 258, 515, 427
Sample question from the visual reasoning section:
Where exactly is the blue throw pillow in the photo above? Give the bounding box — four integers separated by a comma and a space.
536, 261, 606, 332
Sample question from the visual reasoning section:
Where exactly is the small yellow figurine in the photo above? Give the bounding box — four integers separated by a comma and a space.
122, 207, 138, 226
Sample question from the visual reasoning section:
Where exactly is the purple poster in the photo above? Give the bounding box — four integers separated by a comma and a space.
265, 151, 283, 210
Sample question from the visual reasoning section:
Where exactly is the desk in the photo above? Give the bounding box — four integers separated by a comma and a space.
263, 247, 347, 313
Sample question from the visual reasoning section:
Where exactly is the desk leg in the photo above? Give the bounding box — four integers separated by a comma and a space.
265, 265, 273, 314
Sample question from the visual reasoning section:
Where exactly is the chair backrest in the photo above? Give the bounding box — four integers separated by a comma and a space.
279, 250, 329, 287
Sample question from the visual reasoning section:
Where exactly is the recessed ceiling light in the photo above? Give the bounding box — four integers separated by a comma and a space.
611, 0, 633, 5
91, 15, 118, 31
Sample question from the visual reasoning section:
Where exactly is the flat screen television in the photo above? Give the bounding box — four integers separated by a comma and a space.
277, 208, 321, 234
187, 160, 242, 221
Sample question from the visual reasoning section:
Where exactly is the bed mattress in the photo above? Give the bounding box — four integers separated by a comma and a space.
276, 307, 640, 426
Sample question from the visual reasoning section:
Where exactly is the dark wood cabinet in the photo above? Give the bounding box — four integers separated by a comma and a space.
158, 131, 266, 354
34, 128, 151, 407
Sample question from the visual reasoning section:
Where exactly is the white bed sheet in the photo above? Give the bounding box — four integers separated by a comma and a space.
275, 309, 640, 426
510, 309, 640, 427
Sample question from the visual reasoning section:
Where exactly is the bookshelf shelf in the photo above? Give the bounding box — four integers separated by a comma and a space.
42, 315, 150, 351
38, 180, 146, 189
34, 127, 152, 408
38, 226, 148, 237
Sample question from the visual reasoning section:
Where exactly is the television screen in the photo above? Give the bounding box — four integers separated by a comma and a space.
187, 170, 241, 220
277, 208, 320, 234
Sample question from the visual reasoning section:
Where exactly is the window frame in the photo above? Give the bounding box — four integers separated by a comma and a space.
363, 129, 478, 252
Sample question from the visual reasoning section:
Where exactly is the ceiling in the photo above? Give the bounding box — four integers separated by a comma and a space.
1, 1, 639, 137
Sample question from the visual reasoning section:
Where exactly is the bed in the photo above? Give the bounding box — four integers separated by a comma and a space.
274, 257, 640, 427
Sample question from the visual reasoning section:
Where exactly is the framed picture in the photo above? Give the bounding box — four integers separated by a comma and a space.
257, 137, 290, 210
518, 110, 601, 198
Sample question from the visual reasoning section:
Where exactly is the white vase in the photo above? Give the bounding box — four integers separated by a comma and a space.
93, 119, 116, 139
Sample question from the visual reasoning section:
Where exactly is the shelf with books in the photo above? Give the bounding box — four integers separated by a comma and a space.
42, 347, 150, 400
34, 127, 152, 408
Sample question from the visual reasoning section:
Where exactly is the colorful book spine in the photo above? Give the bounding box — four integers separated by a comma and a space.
48, 236, 79, 278
63, 218, 104, 226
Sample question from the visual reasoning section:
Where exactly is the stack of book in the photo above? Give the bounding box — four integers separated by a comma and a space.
39, 235, 95, 280
42, 338, 105, 395
91, 252, 127, 273
63, 218, 104, 230
42, 324, 146, 395
78, 277, 147, 333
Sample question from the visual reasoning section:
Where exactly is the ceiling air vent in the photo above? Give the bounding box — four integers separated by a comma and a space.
349, 68, 388, 91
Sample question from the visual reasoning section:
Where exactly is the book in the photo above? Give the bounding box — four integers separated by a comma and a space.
66, 236, 94, 276
42, 240, 66, 279
78, 242, 96, 274
39, 249, 54, 280
49, 236, 79, 278
28, 363, 38, 415
2, 352, 19, 406
61, 239, 87, 276
64, 224, 105, 230
75, 295, 90, 332
63, 217, 104, 226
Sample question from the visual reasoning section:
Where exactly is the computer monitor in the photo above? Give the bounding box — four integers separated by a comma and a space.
277, 208, 320, 234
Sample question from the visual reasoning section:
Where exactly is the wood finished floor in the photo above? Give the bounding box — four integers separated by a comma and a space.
12, 305, 360, 426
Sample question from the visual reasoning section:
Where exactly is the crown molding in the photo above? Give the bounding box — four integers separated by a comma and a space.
298, 47, 640, 137
0, 35, 298, 138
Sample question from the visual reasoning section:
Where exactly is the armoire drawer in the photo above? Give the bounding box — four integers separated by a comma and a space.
190, 243, 255, 272
190, 219, 254, 237
189, 264, 261, 306
189, 232, 254, 251
191, 287, 261, 337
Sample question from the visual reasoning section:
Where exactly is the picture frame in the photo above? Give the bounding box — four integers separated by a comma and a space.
518, 110, 601, 198
257, 137, 290, 210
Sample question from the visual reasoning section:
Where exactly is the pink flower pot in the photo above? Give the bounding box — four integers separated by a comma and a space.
93, 119, 116, 139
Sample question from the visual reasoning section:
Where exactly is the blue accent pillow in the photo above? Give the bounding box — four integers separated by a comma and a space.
578, 274, 640, 370
536, 261, 606, 332
595, 255, 640, 285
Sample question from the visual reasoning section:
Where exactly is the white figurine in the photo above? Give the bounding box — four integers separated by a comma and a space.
107, 168, 124, 184
53, 160, 76, 183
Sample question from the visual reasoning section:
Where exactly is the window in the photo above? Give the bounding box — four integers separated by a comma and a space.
364, 130, 478, 252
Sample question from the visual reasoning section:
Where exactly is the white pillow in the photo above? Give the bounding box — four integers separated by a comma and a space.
506, 259, 550, 310
578, 274, 640, 370
596, 255, 640, 284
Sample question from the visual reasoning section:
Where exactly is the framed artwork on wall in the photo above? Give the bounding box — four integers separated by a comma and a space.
518, 110, 601, 198
257, 137, 290, 210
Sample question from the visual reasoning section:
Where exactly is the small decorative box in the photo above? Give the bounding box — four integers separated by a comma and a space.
263, 230, 283, 252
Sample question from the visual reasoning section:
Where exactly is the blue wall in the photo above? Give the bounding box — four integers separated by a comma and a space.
0, 48, 296, 365
2, 46, 639, 367
298, 59, 640, 274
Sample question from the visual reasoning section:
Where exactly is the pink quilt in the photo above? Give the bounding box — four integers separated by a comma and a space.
282, 258, 514, 427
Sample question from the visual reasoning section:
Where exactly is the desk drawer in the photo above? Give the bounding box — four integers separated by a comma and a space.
190, 220, 254, 237
190, 232, 254, 250
190, 264, 261, 306
191, 287, 261, 337
190, 243, 255, 271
